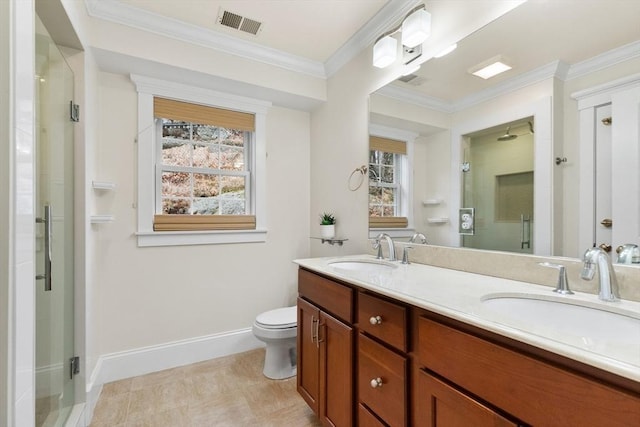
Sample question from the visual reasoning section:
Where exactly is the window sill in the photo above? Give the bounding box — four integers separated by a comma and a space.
136, 229, 267, 247
368, 228, 415, 240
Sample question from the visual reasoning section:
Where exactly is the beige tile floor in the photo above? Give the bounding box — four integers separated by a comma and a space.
90, 348, 322, 427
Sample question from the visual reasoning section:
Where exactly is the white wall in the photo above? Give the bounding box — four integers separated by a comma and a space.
93, 71, 310, 354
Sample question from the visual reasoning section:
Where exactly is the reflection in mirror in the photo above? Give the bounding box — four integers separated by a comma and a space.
461, 119, 534, 254
368, 0, 640, 257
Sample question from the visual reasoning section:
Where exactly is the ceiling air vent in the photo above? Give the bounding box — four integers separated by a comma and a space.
398, 74, 427, 86
218, 9, 263, 36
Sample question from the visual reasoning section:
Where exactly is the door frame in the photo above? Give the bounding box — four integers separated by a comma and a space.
573, 73, 640, 257
449, 96, 554, 255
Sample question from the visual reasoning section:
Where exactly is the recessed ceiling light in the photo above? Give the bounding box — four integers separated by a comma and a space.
468, 55, 512, 79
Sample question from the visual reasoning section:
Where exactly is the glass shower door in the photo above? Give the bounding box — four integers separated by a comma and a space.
461, 121, 534, 254
34, 15, 75, 427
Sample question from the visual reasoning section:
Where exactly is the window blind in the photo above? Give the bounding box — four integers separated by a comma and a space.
370, 136, 406, 155
154, 97, 255, 131
369, 217, 408, 229
153, 214, 256, 231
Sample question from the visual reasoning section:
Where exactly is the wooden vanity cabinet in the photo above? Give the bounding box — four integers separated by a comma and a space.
416, 371, 519, 427
297, 269, 354, 427
297, 267, 640, 427
416, 315, 640, 426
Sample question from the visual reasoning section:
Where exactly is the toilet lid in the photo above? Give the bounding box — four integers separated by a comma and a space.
255, 306, 297, 329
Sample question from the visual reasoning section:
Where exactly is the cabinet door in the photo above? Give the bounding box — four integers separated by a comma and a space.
320, 310, 354, 427
297, 297, 320, 413
417, 370, 518, 427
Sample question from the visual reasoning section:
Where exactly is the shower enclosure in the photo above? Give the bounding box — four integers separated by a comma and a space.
34, 15, 76, 426
461, 119, 534, 254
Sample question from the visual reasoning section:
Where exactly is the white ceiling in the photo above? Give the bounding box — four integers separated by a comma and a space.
74, 0, 639, 111
118, 0, 391, 63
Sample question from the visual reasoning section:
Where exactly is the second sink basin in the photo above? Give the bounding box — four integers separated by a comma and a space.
480, 293, 640, 363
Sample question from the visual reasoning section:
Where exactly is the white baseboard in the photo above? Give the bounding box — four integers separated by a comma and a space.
87, 327, 262, 403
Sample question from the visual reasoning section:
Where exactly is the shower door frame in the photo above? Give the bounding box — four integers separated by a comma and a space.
449, 96, 554, 256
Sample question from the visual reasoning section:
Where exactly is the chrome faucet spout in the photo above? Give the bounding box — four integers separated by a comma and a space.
374, 233, 397, 261
581, 247, 620, 302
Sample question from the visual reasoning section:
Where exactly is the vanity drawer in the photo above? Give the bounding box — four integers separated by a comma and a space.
358, 403, 387, 427
417, 316, 640, 426
298, 268, 353, 323
358, 292, 407, 352
358, 333, 407, 427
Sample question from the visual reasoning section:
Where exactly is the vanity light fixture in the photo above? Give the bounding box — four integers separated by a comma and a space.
373, 34, 398, 68
468, 55, 512, 79
372, 4, 431, 68
402, 7, 431, 48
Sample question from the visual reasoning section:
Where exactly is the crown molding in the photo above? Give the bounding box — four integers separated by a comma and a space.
376, 84, 455, 113
566, 39, 640, 80
85, 0, 326, 78
451, 60, 569, 112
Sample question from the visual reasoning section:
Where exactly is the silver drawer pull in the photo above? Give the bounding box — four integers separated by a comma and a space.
370, 377, 383, 388
369, 315, 382, 325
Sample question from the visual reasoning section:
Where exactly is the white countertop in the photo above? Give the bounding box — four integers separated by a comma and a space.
294, 254, 640, 382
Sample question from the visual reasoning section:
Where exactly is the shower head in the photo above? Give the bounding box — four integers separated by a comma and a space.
497, 126, 517, 141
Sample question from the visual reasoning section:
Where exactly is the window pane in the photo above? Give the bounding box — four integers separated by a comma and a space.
220, 128, 244, 147
162, 172, 190, 197
162, 120, 190, 140
369, 206, 382, 217
193, 124, 218, 143
221, 145, 244, 170
193, 143, 219, 169
382, 152, 394, 165
162, 141, 191, 167
369, 186, 382, 204
220, 176, 246, 215
381, 188, 395, 204
382, 206, 395, 216
381, 166, 395, 184
162, 198, 191, 215
369, 164, 381, 184
194, 173, 219, 197
192, 197, 218, 215
369, 150, 378, 164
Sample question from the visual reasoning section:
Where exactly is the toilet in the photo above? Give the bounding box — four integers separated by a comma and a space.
252, 306, 297, 379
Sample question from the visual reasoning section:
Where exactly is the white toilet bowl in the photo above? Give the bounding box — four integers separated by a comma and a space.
252, 306, 297, 379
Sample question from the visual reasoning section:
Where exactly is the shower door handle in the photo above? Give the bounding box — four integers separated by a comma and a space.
520, 214, 531, 249
36, 205, 52, 291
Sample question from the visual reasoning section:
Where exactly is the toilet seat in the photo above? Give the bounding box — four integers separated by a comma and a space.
254, 306, 297, 329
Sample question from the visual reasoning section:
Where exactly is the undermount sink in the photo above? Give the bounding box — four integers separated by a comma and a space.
481, 293, 640, 360
328, 259, 397, 274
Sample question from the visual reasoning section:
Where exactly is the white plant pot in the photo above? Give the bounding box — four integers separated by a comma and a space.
320, 224, 335, 239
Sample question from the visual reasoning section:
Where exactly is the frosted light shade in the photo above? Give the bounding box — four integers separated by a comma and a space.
402, 9, 431, 48
373, 35, 397, 68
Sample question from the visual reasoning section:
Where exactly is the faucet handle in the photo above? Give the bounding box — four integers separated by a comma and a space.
402, 246, 413, 264
372, 238, 384, 259
539, 262, 574, 295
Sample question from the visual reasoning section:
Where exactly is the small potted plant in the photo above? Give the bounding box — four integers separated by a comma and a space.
319, 212, 336, 239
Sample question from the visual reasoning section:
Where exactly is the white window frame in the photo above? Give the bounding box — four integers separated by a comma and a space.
368, 124, 417, 239
131, 74, 271, 247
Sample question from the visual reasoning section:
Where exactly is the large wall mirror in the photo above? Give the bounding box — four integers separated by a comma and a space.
368, 0, 640, 260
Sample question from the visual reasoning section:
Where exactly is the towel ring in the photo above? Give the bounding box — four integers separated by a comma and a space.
349, 165, 368, 191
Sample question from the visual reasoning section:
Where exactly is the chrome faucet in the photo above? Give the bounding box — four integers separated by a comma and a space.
409, 232, 427, 244
374, 233, 397, 261
581, 247, 620, 302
